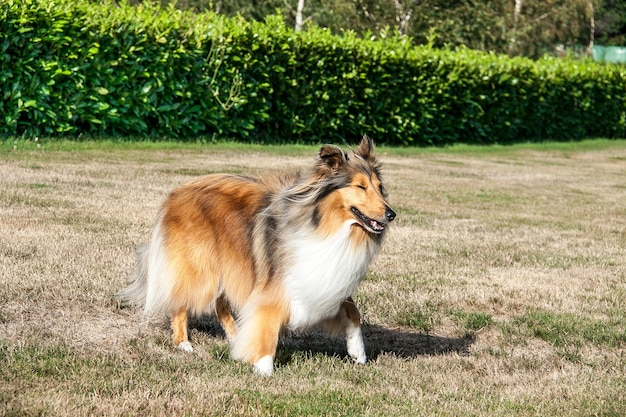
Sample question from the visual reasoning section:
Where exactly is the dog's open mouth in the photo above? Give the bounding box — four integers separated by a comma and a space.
351, 207, 385, 233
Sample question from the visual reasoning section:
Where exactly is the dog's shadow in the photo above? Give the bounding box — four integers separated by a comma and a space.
189, 317, 475, 364
278, 323, 475, 364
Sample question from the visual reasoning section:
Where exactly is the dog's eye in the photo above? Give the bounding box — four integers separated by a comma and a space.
357, 185, 367, 190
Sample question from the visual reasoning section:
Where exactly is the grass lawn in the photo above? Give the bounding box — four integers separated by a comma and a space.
1, 138, 625, 416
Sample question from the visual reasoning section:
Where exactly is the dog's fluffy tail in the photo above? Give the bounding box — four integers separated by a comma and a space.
118, 211, 175, 316
118, 242, 150, 309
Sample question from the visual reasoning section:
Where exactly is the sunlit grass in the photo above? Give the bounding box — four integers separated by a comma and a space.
1, 139, 626, 416
3, 136, 626, 156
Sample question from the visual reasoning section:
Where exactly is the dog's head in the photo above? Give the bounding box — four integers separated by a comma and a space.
314, 135, 396, 235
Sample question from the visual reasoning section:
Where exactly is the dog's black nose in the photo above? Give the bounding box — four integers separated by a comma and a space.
385, 207, 396, 222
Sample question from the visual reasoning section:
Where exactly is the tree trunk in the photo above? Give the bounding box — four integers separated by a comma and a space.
588, 1, 595, 55
509, 0, 523, 54
295, 0, 305, 31
513, 0, 523, 25
393, 0, 412, 35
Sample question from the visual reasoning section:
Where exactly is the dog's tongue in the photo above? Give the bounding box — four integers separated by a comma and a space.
370, 219, 384, 231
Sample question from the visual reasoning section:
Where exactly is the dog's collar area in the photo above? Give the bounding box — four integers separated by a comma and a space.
351, 207, 385, 233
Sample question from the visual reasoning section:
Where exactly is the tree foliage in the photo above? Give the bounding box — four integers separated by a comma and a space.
595, 0, 626, 45
158, 0, 626, 58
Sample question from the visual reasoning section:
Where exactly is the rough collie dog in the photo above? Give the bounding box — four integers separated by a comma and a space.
121, 135, 395, 375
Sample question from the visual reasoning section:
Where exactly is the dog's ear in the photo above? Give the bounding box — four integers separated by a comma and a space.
318, 144, 347, 173
354, 134, 375, 161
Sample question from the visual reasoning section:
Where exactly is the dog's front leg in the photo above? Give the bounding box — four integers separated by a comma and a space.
230, 299, 289, 376
324, 297, 367, 364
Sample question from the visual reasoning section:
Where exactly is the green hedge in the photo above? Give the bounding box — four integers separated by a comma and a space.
2, 0, 625, 145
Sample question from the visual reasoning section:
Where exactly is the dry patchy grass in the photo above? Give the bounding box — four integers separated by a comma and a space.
1, 141, 625, 416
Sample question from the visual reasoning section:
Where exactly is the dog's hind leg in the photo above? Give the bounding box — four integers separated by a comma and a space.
215, 294, 237, 340
171, 309, 193, 352
323, 297, 367, 364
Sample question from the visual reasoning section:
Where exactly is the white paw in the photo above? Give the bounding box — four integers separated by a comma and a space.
349, 348, 367, 365
347, 332, 367, 364
177, 341, 194, 353
253, 355, 274, 376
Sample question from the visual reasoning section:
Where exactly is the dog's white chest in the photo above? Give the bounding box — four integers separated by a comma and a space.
284, 222, 375, 329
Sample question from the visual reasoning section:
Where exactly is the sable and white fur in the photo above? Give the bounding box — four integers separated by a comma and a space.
121, 135, 396, 375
